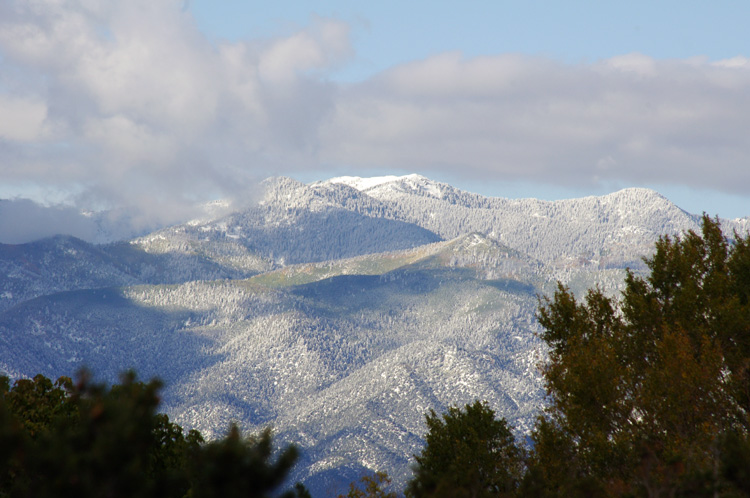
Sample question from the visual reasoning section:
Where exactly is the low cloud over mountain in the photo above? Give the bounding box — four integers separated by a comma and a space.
1, 0, 749, 239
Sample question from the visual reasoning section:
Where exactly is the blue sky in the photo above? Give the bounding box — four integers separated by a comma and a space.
1, 0, 749, 242
189, 0, 750, 214
191, 1, 750, 77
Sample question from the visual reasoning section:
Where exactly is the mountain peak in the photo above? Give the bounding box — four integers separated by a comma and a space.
323, 174, 429, 192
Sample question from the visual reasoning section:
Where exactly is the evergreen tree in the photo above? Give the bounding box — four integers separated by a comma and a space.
0, 370, 304, 498
526, 215, 750, 497
338, 471, 397, 498
0, 370, 201, 497
188, 424, 302, 498
406, 400, 523, 498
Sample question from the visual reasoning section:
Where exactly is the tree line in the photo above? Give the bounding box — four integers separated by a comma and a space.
0, 370, 310, 498
2, 215, 750, 497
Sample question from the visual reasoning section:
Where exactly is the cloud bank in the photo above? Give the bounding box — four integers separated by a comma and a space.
321, 52, 750, 193
1, 0, 749, 242
0, 0, 350, 231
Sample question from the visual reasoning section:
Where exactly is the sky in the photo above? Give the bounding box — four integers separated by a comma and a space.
1, 0, 749, 243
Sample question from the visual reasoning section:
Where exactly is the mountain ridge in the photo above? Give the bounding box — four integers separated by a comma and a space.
2, 174, 749, 494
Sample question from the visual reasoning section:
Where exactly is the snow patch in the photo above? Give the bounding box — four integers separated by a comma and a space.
326, 174, 428, 192
326, 175, 404, 191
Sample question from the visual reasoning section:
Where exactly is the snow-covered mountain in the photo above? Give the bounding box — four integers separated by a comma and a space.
1, 174, 748, 494
323, 175, 700, 268
138, 174, 741, 272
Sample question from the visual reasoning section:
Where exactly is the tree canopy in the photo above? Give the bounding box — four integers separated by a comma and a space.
525, 215, 750, 497
338, 471, 397, 498
406, 400, 523, 498
0, 370, 307, 498
4, 215, 750, 497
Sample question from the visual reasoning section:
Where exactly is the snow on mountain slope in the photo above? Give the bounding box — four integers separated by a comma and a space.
132, 174, 747, 277
0, 240, 545, 493
246, 232, 545, 292
0, 234, 269, 313
0, 236, 141, 313
2, 173, 749, 494
134, 177, 441, 267
325, 175, 412, 191
326, 174, 440, 197
319, 175, 708, 269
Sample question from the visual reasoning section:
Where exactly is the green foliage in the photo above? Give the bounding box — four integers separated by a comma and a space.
188, 424, 301, 498
406, 400, 523, 498
719, 431, 750, 495
0, 373, 79, 493
2, 374, 75, 439
520, 416, 607, 498
529, 215, 750, 496
0, 370, 201, 497
338, 471, 397, 498
0, 370, 303, 498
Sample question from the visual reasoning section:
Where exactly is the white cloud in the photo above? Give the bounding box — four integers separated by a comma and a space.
320, 52, 750, 196
712, 56, 749, 68
0, 0, 350, 215
0, 199, 98, 244
0, 95, 48, 141
0, 0, 749, 243
603, 53, 658, 76
258, 16, 351, 83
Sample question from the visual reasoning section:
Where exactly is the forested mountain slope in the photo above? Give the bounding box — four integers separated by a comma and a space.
133, 177, 441, 267
130, 174, 750, 277
0, 236, 141, 313
0, 233, 546, 493
0, 235, 269, 313
1, 174, 749, 493
323, 175, 719, 269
